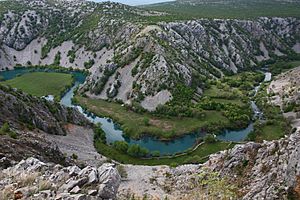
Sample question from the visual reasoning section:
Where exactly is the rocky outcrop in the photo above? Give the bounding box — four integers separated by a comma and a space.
0, 0, 299, 111
0, 84, 91, 168
0, 85, 89, 135
0, 157, 121, 200
118, 130, 300, 199
203, 130, 300, 199
0, 131, 69, 170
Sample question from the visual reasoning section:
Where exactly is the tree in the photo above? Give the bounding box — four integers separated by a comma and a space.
127, 144, 149, 157
204, 134, 216, 143
113, 141, 129, 153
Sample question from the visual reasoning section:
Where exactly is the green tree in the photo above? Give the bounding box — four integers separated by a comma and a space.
0, 122, 10, 135
204, 134, 216, 143
113, 141, 129, 153
127, 144, 149, 157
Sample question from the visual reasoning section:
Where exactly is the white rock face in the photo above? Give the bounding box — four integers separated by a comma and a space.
0, 0, 299, 109
141, 90, 172, 111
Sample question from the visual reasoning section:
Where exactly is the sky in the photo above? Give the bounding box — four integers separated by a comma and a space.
94, 0, 174, 6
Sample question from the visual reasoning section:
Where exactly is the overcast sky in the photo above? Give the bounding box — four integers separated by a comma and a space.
94, 0, 174, 6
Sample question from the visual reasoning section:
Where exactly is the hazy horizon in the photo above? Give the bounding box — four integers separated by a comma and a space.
94, 0, 174, 6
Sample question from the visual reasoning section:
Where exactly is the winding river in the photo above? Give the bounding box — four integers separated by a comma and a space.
0, 68, 271, 155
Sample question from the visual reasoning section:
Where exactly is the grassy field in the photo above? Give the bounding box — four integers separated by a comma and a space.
259, 124, 285, 141
1, 72, 74, 99
75, 96, 230, 139
203, 85, 246, 107
95, 140, 235, 165
144, 0, 300, 20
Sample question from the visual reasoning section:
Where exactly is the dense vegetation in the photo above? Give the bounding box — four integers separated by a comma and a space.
75, 71, 265, 142
144, 0, 300, 20
247, 83, 291, 142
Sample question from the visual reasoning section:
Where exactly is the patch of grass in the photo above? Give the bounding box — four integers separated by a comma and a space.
75, 96, 230, 139
260, 124, 285, 141
1, 72, 73, 100
95, 140, 235, 165
203, 85, 245, 107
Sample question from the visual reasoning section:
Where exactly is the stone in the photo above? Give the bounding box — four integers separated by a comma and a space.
55, 192, 71, 200
97, 163, 121, 199
71, 194, 87, 200
88, 169, 99, 184
62, 177, 88, 192
70, 186, 81, 194
68, 166, 81, 176
88, 189, 98, 196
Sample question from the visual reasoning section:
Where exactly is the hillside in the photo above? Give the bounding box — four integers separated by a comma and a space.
0, 1, 300, 199
144, 0, 300, 19
0, 0, 299, 112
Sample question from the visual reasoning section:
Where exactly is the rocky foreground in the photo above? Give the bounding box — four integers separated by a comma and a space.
1, 129, 300, 200
0, 157, 121, 200
116, 130, 300, 199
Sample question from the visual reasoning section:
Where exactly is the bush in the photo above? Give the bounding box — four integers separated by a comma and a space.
94, 124, 106, 143
72, 153, 78, 160
0, 122, 10, 134
8, 131, 17, 139
151, 151, 160, 157
84, 59, 95, 69
127, 144, 149, 157
113, 141, 129, 153
143, 117, 150, 126
170, 162, 178, 168
204, 134, 216, 143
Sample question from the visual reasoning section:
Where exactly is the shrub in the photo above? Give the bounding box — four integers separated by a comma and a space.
143, 117, 150, 126
72, 153, 78, 160
113, 141, 129, 153
170, 162, 178, 168
127, 144, 149, 157
204, 134, 216, 143
0, 122, 10, 134
151, 151, 160, 157
8, 131, 17, 139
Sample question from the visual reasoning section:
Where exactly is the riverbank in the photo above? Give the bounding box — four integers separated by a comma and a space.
74, 95, 232, 140
94, 139, 235, 166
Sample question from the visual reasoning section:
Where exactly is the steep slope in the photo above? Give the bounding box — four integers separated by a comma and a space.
0, 84, 90, 167
0, 0, 299, 111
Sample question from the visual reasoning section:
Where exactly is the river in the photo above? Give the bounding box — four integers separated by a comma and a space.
0, 68, 271, 155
